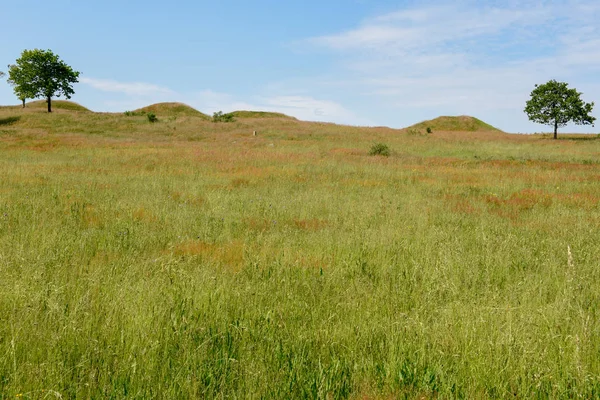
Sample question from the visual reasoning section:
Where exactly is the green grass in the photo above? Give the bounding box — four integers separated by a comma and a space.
1, 107, 600, 398
409, 115, 503, 133
230, 110, 296, 119
27, 100, 92, 112
135, 102, 211, 120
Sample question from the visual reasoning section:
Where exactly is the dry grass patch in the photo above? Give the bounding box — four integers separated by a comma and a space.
132, 207, 159, 223
172, 240, 245, 271
292, 218, 330, 231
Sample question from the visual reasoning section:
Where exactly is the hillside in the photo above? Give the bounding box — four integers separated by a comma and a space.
230, 110, 296, 120
408, 115, 502, 132
134, 102, 210, 119
20, 100, 91, 112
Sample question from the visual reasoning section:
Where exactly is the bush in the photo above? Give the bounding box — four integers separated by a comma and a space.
147, 112, 158, 123
426, 127, 432, 134
369, 143, 391, 157
124, 110, 146, 116
213, 111, 235, 123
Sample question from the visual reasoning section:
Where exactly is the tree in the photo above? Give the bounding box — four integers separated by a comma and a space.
7, 49, 80, 113
6, 64, 28, 108
212, 111, 235, 122
524, 80, 595, 139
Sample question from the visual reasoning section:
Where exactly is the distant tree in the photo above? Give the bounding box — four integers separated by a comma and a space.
524, 80, 595, 139
8, 64, 27, 107
212, 111, 235, 122
7, 49, 80, 113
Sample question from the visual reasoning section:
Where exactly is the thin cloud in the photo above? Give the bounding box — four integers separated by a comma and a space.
187, 91, 371, 125
80, 77, 174, 96
261, 95, 372, 125
309, 4, 550, 53
301, 0, 600, 132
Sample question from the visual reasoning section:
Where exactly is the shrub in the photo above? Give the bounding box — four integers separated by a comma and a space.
213, 111, 235, 123
147, 112, 158, 123
124, 110, 146, 117
369, 143, 391, 157
426, 127, 432, 134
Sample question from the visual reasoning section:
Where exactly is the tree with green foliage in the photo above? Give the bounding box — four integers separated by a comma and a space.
6, 64, 29, 108
524, 80, 595, 139
7, 49, 80, 113
213, 111, 235, 123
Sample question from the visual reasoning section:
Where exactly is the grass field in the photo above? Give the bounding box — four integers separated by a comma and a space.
1, 103, 600, 398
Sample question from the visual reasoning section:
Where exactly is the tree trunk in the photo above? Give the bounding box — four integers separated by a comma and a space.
22, 98, 25, 108
47, 96, 52, 113
554, 120, 558, 140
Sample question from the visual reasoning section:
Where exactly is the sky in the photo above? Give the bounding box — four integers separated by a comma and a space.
1, 0, 599, 133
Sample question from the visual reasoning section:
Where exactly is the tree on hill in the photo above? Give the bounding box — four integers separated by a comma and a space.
524, 80, 595, 139
7, 49, 80, 113
6, 64, 30, 108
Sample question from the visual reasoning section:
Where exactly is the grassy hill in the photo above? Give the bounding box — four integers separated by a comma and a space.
408, 115, 503, 132
30, 100, 91, 112
134, 102, 210, 119
230, 110, 296, 120
0, 100, 92, 112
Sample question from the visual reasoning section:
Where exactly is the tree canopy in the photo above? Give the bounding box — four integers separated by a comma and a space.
524, 80, 595, 139
7, 49, 80, 112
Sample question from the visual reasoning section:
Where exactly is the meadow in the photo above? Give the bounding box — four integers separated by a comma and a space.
1, 102, 600, 398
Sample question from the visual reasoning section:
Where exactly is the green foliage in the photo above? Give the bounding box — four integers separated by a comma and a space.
0, 116, 20, 126
124, 110, 146, 116
369, 142, 391, 156
147, 112, 158, 123
7, 49, 80, 113
213, 111, 235, 123
426, 127, 432, 134
525, 80, 596, 139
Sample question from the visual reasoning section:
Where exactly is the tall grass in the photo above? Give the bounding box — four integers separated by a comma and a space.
1, 107, 600, 397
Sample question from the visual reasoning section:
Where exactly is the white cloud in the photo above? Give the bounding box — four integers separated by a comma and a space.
310, 4, 549, 53
80, 77, 174, 96
260, 95, 372, 125
302, 0, 600, 132
186, 91, 371, 125
79, 79, 371, 125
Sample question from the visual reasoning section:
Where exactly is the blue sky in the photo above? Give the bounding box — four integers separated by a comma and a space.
1, 0, 599, 133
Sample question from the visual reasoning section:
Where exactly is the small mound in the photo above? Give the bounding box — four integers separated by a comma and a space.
230, 110, 296, 120
28, 100, 91, 112
408, 116, 502, 132
135, 103, 210, 119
